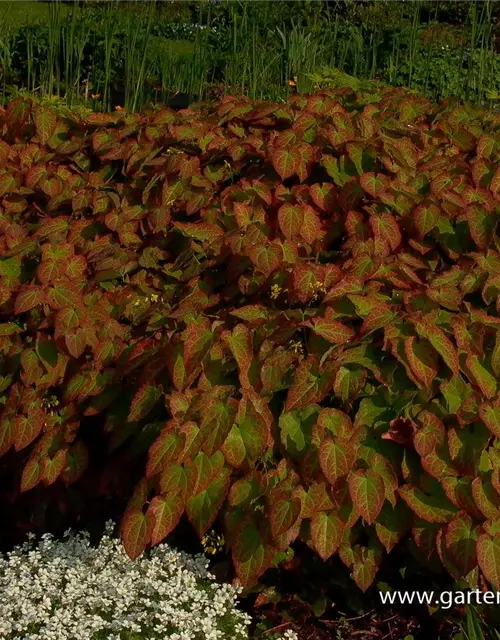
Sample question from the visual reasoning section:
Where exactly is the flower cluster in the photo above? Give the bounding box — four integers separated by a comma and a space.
0, 522, 296, 640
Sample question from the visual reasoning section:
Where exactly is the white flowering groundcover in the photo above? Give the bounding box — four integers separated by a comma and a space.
0, 522, 297, 640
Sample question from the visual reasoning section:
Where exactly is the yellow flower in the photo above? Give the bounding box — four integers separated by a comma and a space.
201, 531, 225, 555
270, 284, 283, 300
150, 293, 159, 303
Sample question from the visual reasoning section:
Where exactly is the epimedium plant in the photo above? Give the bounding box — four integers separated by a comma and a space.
1, 85, 500, 594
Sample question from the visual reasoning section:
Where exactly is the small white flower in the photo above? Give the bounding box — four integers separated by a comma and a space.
0, 523, 252, 639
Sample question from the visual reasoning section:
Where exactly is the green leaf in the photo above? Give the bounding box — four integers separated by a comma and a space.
186, 472, 230, 537
466, 355, 497, 399
232, 517, 276, 586
334, 365, 366, 404
445, 513, 479, 576
398, 484, 458, 523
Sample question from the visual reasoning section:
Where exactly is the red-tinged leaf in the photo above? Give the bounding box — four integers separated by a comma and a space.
480, 400, 500, 437
270, 494, 301, 538
232, 517, 276, 587
233, 202, 252, 229
34, 107, 58, 146
14, 286, 44, 314
278, 203, 304, 239
65, 330, 87, 359
0, 173, 17, 197
20, 457, 42, 492
41, 449, 68, 486
146, 430, 181, 478
148, 494, 184, 546
46, 284, 79, 310
55, 307, 80, 334
398, 485, 458, 523
174, 222, 224, 244
0, 140, 9, 170
360, 305, 396, 336
272, 147, 299, 179
222, 324, 255, 389
466, 204, 495, 250
285, 357, 335, 412
183, 321, 214, 373
230, 305, 271, 323
370, 214, 401, 252
35, 218, 70, 242
466, 354, 497, 399
61, 440, 88, 485
199, 396, 238, 457
0, 415, 14, 457
404, 337, 438, 388
472, 477, 500, 520
6, 97, 32, 136
128, 383, 162, 423
351, 543, 383, 592
158, 462, 190, 497
360, 172, 389, 197
414, 411, 445, 458
319, 439, 355, 485
427, 286, 461, 311
186, 471, 230, 537
477, 534, 500, 590
309, 317, 355, 345
311, 511, 343, 560
13, 413, 43, 451
492, 331, 500, 377
121, 510, 153, 560
413, 203, 439, 238
249, 244, 282, 277
310, 183, 336, 213
348, 470, 384, 525
416, 323, 459, 375
477, 134, 496, 160
300, 205, 322, 244
445, 513, 479, 576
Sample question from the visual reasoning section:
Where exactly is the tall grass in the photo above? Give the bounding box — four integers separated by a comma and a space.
0, 0, 499, 111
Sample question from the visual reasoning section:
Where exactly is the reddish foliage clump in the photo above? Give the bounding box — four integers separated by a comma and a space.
1, 87, 500, 592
